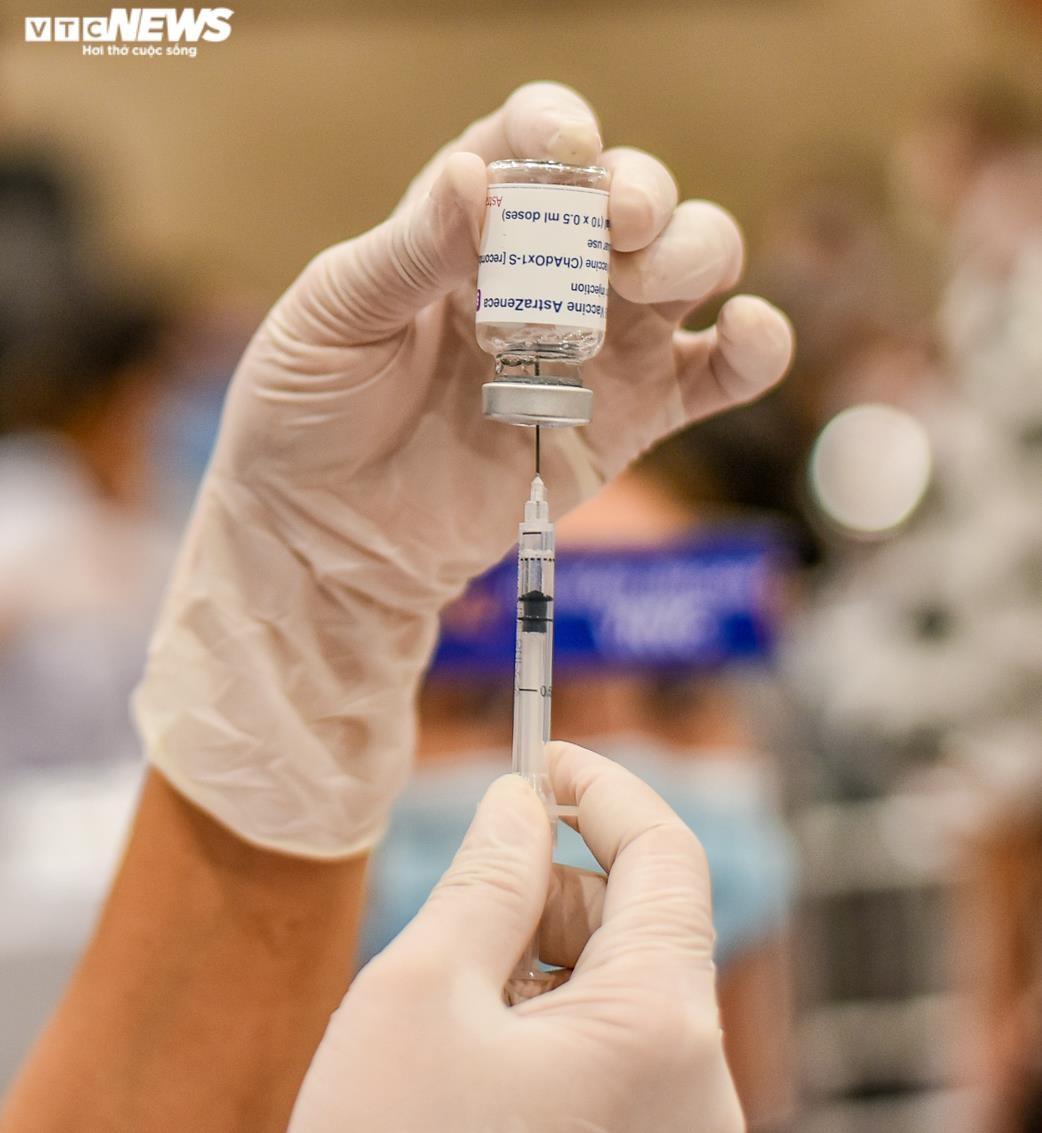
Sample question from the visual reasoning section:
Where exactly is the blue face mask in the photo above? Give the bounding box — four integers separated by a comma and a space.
359, 737, 795, 969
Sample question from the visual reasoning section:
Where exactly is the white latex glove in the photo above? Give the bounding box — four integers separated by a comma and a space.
289, 741, 743, 1133
133, 81, 793, 858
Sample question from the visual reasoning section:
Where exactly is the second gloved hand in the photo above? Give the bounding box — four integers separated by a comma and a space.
134, 82, 793, 859
288, 742, 743, 1133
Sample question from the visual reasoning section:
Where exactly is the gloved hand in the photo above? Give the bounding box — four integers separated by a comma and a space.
133, 81, 793, 858
288, 741, 743, 1133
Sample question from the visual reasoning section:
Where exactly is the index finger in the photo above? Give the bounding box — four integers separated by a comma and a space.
399, 82, 602, 207
546, 741, 716, 978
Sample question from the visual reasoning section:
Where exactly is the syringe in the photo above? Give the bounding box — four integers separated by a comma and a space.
512, 471, 555, 808
507, 467, 557, 999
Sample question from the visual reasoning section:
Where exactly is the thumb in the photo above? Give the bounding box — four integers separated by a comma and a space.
292, 149, 486, 347
386, 774, 553, 987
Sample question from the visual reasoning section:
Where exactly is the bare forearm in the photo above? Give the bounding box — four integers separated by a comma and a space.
1, 771, 366, 1133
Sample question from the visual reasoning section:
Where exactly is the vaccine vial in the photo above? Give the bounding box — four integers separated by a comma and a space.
476, 159, 611, 427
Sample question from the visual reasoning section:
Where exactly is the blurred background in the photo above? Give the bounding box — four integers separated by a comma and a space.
1, 1, 1041, 1131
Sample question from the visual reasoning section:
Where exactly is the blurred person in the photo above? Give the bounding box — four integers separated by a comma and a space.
790, 77, 1042, 779
0, 148, 175, 775
0, 83, 794, 1133
0, 286, 174, 773
933, 100, 1042, 1130
0, 162, 259, 782
364, 437, 799, 1130
0, 157, 239, 1091
782, 75, 1042, 1133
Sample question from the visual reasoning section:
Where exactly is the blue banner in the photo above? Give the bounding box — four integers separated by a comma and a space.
431, 525, 789, 678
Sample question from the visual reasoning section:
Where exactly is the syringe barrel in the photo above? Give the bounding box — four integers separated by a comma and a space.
512, 513, 554, 805
506, 478, 558, 1000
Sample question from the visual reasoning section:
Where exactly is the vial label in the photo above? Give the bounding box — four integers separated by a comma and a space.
476, 183, 611, 330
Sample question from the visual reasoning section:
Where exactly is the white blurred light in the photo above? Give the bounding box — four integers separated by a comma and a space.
810, 404, 932, 537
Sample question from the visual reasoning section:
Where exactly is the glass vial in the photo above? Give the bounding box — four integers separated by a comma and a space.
476, 159, 611, 427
